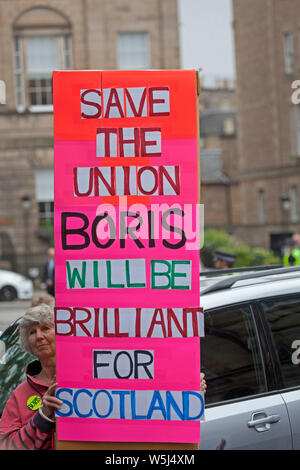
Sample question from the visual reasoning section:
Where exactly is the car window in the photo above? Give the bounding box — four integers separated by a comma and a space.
201, 304, 266, 405
0, 321, 34, 415
260, 295, 300, 389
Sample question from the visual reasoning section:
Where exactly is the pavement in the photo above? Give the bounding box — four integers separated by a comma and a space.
0, 287, 50, 334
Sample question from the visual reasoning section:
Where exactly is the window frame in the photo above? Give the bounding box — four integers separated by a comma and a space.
290, 186, 299, 223
256, 292, 300, 393
257, 189, 266, 224
117, 31, 150, 70
283, 32, 294, 75
13, 31, 72, 112
202, 301, 269, 408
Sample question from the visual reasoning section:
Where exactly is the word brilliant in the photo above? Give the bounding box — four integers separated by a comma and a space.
54, 307, 204, 338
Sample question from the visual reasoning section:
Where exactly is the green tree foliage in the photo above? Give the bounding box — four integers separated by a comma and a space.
201, 229, 281, 268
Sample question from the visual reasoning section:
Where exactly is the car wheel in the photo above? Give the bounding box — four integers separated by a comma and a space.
0, 286, 18, 301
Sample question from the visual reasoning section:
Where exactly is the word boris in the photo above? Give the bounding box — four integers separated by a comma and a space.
55, 307, 204, 337
61, 209, 188, 250
93, 349, 154, 379
80, 87, 170, 120
56, 388, 204, 421
66, 259, 191, 290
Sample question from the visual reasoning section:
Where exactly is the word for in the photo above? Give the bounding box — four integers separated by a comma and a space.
66, 259, 191, 290
73, 165, 180, 197
55, 307, 204, 338
80, 87, 170, 120
93, 349, 154, 379
56, 388, 204, 421
61, 209, 187, 250
96, 127, 161, 158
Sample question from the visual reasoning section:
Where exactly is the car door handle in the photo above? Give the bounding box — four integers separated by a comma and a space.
247, 413, 280, 429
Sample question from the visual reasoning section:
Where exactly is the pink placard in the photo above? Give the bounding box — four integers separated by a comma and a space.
53, 70, 202, 445
55, 337, 201, 442
56, 337, 200, 389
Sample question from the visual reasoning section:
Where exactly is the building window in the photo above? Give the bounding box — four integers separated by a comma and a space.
35, 169, 54, 237
26, 36, 60, 107
13, 7, 72, 111
117, 32, 150, 70
283, 32, 294, 74
290, 186, 299, 222
14, 36, 25, 111
15, 35, 72, 110
38, 201, 54, 225
223, 118, 235, 136
257, 189, 265, 224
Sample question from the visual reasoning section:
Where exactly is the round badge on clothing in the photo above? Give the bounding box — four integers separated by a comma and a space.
27, 395, 42, 410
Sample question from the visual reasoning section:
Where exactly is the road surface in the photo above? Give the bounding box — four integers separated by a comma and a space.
0, 297, 39, 334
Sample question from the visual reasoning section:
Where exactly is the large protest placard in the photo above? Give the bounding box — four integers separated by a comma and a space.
53, 70, 203, 448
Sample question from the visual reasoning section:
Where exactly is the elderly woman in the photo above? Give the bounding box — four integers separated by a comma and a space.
0, 304, 62, 450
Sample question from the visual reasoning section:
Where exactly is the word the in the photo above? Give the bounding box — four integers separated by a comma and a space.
55, 307, 204, 338
66, 259, 191, 290
56, 388, 204, 421
81, 87, 170, 119
93, 349, 154, 379
96, 127, 161, 158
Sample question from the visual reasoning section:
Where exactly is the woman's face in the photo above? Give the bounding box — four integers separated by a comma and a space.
27, 323, 56, 360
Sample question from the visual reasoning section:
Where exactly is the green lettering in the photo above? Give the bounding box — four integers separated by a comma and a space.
66, 261, 86, 288
151, 260, 171, 289
125, 260, 146, 287
93, 260, 99, 288
171, 260, 190, 290
106, 260, 125, 288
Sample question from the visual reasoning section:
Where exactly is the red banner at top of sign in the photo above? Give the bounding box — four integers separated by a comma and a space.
53, 70, 199, 142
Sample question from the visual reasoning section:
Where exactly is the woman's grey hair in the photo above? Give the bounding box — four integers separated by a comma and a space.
19, 303, 54, 354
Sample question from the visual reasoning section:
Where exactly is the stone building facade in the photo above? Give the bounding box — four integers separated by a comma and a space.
0, 0, 180, 274
232, 0, 300, 254
199, 84, 239, 232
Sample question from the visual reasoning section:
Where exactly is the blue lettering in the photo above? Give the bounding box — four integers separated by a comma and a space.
183, 391, 204, 420
112, 390, 130, 419
130, 390, 147, 419
166, 391, 184, 420
147, 390, 167, 420
93, 390, 113, 418
73, 389, 93, 418
55, 388, 73, 417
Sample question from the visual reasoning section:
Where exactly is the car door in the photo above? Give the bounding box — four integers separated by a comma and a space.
258, 294, 300, 449
199, 303, 292, 450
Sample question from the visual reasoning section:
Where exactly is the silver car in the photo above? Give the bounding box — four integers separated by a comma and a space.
200, 266, 300, 450
0, 269, 33, 301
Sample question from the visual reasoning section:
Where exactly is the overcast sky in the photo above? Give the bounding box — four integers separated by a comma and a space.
178, 0, 236, 87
